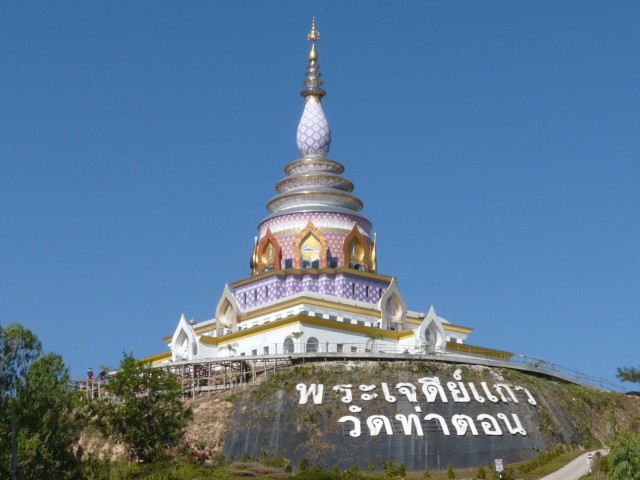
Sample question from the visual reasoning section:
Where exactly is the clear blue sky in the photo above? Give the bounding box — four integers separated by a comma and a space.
1, 2, 638, 386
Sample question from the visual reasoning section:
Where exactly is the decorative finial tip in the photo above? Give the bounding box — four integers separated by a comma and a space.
308, 17, 320, 42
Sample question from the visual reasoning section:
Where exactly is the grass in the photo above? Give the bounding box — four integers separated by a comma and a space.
84, 460, 288, 479
85, 454, 589, 480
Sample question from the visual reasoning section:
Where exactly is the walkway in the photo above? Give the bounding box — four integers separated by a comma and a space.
540, 449, 608, 480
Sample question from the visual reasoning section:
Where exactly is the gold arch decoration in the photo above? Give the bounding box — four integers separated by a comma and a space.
292, 220, 330, 269
257, 228, 282, 273
342, 224, 371, 271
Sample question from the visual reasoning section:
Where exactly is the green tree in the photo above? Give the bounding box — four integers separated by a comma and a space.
94, 353, 193, 462
0, 323, 43, 480
616, 366, 640, 385
608, 429, 640, 480
0, 323, 82, 480
14, 353, 83, 479
0, 323, 42, 398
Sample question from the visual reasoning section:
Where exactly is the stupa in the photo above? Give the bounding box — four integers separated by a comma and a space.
154, 20, 511, 365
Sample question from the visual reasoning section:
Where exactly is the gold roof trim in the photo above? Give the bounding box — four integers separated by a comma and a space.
139, 351, 172, 365
231, 267, 394, 288
238, 296, 382, 322
200, 336, 219, 346
215, 314, 409, 346
443, 324, 473, 334
161, 299, 383, 342
446, 342, 513, 360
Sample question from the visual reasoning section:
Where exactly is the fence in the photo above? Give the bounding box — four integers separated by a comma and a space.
262, 342, 624, 392
73, 343, 625, 400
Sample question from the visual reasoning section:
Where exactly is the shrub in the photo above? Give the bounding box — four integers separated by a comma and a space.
92, 353, 192, 463
608, 429, 640, 480
298, 458, 310, 473
447, 464, 455, 479
81, 457, 112, 480
383, 460, 406, 478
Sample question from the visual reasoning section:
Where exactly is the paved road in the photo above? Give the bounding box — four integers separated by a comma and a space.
539, 449, 608, 480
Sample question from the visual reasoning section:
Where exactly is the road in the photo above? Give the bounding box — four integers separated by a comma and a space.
539, 449, 608, 480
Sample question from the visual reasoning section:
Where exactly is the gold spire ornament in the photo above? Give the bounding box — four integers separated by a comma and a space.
308, 18, 319, 62
371, 233, 377, 273
300, 18, 326, 98
251, 236, 259, 275
308, 17, 320, 42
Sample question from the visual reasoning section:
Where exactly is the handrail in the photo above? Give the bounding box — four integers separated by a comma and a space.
73, 344, 625, 398
245, 342, 625, 392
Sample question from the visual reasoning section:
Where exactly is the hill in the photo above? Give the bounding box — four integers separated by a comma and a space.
178, 360, 639, 472
78, 360, 640, 475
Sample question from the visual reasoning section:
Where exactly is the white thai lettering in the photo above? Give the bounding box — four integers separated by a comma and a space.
296, 383, 324, 405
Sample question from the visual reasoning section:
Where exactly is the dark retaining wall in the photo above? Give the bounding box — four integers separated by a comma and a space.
221, 363, 583, 470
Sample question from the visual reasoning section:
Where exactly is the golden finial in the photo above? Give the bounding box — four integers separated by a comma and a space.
308, 18, 319, 62
308, 17, 320, 42
251, 236, 258, 275
300, 17, 326, 98
309, 44, 318, 62
371, 233, 377, 273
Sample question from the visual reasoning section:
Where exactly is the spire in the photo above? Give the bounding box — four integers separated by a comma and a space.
258, 19, 373, 265
265, 19, 366, 220
296, 18, 331, 157
308, 17, 320, 61
301, 17, 325, 98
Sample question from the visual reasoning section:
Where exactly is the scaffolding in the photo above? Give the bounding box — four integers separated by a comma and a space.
73, 356, 294, 402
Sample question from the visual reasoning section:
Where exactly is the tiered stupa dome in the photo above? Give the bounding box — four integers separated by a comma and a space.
253, 19, 374, 275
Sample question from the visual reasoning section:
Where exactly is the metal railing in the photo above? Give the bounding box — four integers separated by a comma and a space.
232, 342, 625, 392
73, 343, 624, 399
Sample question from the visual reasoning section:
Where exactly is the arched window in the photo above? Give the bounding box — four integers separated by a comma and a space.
425, 328, 433, 345
175, 331, 188, 360
261, 241, 276, 271
365, 338, 375, 353
257, 229, 281, 273
384, 296, 403, 331
283, 337, 294, 354
423, 323, 441, 353
306, 337, 319, 353
181, 336, 189, 360
348, 238, 365, 269
222, 304, 233, 325
301, 234, 321, 269
293, 221, 329, 269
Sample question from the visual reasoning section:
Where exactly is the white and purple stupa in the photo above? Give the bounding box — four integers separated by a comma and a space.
159, 20, 510, 365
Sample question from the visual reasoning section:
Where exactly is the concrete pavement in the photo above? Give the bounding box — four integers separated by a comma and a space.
539, 449, 608, 480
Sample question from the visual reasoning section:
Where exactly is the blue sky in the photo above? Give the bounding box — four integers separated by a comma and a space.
1, 2, 638, 387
